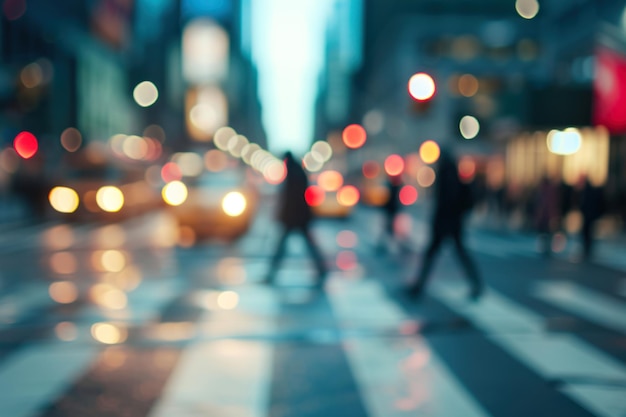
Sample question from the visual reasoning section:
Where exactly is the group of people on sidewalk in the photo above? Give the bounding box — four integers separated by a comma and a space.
263, 148, 484, 301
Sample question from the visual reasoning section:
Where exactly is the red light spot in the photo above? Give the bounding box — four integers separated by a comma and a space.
362, 161, 380, 179
384, 154, 405, 176
342, 124, 367, 149
399, 185, 418, 205
161, 162, 182, 182
458, 157, 476, 182
13, 131, 38, 159
336, 250, 357, 271
305, 185, 325, 207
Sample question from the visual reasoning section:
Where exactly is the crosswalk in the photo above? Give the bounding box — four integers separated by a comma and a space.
1, 209, 626, 417
0, 271, 623, 417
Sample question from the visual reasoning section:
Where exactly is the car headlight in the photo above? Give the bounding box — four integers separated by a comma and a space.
222, 191, 247, 217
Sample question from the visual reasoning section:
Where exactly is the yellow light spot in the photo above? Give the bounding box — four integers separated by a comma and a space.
336, 185, 360, 207
49, 186, 80, 213
222, 191, 247, 217
263, 160, 287, 184
93, 224, 126, 248
162, 181, 188, 206
49, 281, 78, 304
419, 140, 441, 164
317, 170, 344, 192
96, 186, 124, 212
42, 225, 74, 250
99, 250, 127, 273
217, 291, 239, 310
91, 322, 127, 344
90, 283, 128, 310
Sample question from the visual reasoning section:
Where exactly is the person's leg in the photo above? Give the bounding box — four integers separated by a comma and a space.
406, 230, 443, 297
301, 226, 328, 279
452, 227, 483, 299
265, 228, 290, 282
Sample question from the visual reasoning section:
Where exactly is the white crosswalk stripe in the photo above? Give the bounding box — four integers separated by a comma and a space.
328, 278, 492, 417
431, 284, 626, 417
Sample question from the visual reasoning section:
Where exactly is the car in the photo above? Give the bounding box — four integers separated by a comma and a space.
167, 166, 259, 243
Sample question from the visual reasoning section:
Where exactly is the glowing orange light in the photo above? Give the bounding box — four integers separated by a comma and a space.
399, 186, 418, 205
161, 162, 183, 183
408, 73, 436, 101
362, 161, 380, 179
318, 170, 344, 192
337, 185, 360, 207
458, 74, 479, 97
13, 131, 38, 159
342, 124, 367, 149
305, 185, 325, 207
419, 140, 440, 164
384, 154, 405, 176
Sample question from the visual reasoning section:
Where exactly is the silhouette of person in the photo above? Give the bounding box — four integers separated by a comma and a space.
377, 174, 402, 252
533, 176, 560, 256
405, 148, 483, 300
579, 176, 605, 260
264, 151, 328, 285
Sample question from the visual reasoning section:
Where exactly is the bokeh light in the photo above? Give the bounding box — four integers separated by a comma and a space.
96, 186, 124, 212
21, 62, 43, 88
42, 225, 74, 251
336, 250, 358, 271
162, 181, 188, 206
419, 140, 441, 164
3, 0, 26, 20
384, 154, 405, 176
399, 185, 418, 205
263, 159, 287, 184
362, 161, 381, 179
49, 251, 78, 275
458, 157, 477, 182
222, 192, 247, 217
408, 73, 436, 101
49, 281, 78, 304
516, 0, 540, 19
458, 74, 479, 97
337, 185, 360, 207
13, 131, 38, 159
318, 170, 344, 192
305, 185, 325, 207
49, 187, 80, 213
214, 126, 237, 150
417, 166, 436, 188
204, 149, 229, 172
133, 81, 159, 107
336, 230, 358, 248
55, 322, 78, 342
91, 323, 127, 345
60, 128, 82, 152
217, 291, 240, 310
342, 124, 367, 149
161, 162, 183, 182
459, 116, 480, 139
303, 152, 324, 172
172, 152, 204, 177
311, 141, 333, 162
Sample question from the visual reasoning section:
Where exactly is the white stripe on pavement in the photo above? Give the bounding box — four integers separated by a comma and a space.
0, 342, 100, 417
328, 279, 491, 417
533, 280, 626, 334
148, 286, 277, 417
432, 284, 626, 417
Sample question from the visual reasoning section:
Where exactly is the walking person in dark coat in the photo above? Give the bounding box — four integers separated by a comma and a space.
377, 174, 402, 253
579, 176, 606, 260
264, 151, 328, 285
405, 148, 483, 300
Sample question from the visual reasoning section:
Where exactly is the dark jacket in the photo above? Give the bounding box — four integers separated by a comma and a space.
277, 154, 313, 229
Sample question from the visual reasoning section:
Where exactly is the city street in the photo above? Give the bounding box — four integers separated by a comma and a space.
0, 198, 625, 417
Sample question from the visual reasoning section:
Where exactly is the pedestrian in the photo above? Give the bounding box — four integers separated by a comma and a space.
533, 176, 560, 256
405, 148, 483, 300
263, 151, 328, 286
377, 173, 402, 253
579, 176, 606, 260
